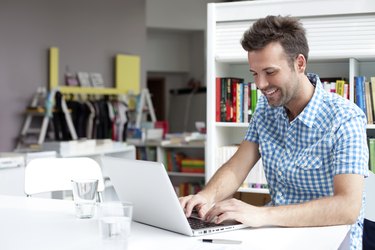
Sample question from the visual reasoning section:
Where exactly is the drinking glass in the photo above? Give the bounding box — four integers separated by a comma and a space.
71, 179, 98, 219
98, 202, 133, 250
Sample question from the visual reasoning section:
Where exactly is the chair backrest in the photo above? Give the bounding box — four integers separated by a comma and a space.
24, 157, 105, 196
365, 171, 375, 222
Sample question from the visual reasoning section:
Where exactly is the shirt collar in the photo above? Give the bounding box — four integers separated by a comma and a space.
294, 73, 323, 128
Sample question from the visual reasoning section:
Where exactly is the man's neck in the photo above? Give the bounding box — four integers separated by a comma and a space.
285, 75, 315, 121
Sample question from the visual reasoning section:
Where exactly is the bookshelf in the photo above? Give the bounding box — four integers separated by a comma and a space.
128, 140, 206, 196
160, 142, 205, 196
206, 0, 375, 194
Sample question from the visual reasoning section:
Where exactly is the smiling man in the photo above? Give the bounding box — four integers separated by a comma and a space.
179, 15, 368, 249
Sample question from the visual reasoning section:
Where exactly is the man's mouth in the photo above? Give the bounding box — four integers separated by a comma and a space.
263, 88, 278, 97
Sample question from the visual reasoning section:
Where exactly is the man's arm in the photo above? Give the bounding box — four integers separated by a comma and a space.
205, 173, 364, 227
179, 140, 260, 218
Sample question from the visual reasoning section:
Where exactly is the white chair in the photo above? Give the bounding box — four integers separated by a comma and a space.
24, 157, 105, 201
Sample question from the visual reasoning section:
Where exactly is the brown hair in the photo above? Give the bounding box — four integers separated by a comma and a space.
241, 15, 309, 67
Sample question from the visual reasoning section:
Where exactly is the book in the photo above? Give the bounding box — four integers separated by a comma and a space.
343, 83, 349, 100
336, 80, 345, 97
220, 78, 226, 122
65, 72, 79, 86
217, 77, 244, 122
371, 77, 375, 124
235, 82, 244, 123
89, 72, 104, 88
243, 83, 249, 123
216, 77, 221, 122
77, 72, 91, 87
354, 76, 367, 117
250, 82, 257, 115
369, 138, 375, 173
231, 80, 237, 122
330, 82, 336, 93
226, 78, 232, 122
365, 81, 373, 124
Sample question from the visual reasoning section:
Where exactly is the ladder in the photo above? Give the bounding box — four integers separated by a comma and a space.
16, 87, 77, 150
135, 88, 157, 128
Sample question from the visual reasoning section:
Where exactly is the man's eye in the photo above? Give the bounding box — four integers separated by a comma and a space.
266, 71, 275, 75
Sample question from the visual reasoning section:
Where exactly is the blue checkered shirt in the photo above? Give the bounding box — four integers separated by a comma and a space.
245, 73, 369, 249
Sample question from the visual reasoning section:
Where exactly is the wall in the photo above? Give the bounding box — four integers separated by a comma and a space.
145, 0, 218, 129
146, 0, 218, 30
0, 0, 146, 151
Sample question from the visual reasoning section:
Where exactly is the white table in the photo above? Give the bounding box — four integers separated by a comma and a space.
0, 195, 350, 250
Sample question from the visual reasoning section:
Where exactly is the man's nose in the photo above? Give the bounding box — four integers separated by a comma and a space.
256, 75, 268, 90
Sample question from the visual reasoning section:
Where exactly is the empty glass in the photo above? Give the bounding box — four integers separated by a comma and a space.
98, 202, 133, 250
71, 179, 98, 219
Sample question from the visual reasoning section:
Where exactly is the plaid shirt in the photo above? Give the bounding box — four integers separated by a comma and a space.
245, 73, 369, 249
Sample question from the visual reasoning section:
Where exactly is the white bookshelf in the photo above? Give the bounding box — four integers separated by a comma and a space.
206, 0, 375, 193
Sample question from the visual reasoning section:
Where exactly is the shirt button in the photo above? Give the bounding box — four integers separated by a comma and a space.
278, 171, 282, 176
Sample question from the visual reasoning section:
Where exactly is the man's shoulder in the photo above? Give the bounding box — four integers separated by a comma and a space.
320, 92, 366, 125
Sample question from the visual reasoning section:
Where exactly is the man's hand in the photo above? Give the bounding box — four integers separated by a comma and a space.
204, 198, 266, 227
179, 193, 214, 219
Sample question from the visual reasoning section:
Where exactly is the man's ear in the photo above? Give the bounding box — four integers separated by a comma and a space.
295, 54, 306, 73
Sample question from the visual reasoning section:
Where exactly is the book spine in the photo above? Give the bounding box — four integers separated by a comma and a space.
365, 81, 373, 124
231, 80, 237, 122
226, 78, 232, 122
336, 80, 345, 97
371, 77, 375, 124
220, 78, 226, 122
250, 82, 257, 115
369, 138, 375, 173
216, 77, 221, 122
330, 82, 336, 93
354, 76, 367, 116
236, 82, 242, 122
343, 83, 349, 100
243, 83, 249, 123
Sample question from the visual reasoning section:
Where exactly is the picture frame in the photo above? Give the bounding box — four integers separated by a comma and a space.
77, 72, 91, 87
89, 72, 104, 88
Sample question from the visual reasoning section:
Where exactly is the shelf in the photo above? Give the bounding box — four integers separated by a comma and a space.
216, 122, 249, 128
367, 124, 375, 130
167, 172, 205, 178
57, 143, 135, 158
238, 187, 269, 194
56, 86, 126, 95
127, 140, 162, 147
161, 142, 205, 148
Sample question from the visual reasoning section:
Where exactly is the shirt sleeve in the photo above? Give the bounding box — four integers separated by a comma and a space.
332, 113, 369, 177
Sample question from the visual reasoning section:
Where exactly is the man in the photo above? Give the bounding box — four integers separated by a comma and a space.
179, 15, 368, 249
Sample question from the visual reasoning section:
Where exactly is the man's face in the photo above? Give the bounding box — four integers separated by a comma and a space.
248, 42, 300, 108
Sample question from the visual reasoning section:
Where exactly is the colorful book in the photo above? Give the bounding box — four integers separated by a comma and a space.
371, 77, 375, 124
216, 77, 221, 122
354, 76, 367, 117
250, 82, 257, 115
336, 80, 345, 97
243, 83, 249, 123
220, 78, 227, 122
231, 80, 237, 122
369, 138, 375, 173
343, 83, 349, 100
365, 81, 373, 124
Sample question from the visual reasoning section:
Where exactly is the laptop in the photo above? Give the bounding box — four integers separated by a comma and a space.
101, 156, 248, 236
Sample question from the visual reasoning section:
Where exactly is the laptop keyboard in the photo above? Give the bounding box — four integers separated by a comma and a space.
188, 217, 222, 230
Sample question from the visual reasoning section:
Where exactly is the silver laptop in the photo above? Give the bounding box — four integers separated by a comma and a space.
101, 156, 248, 236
